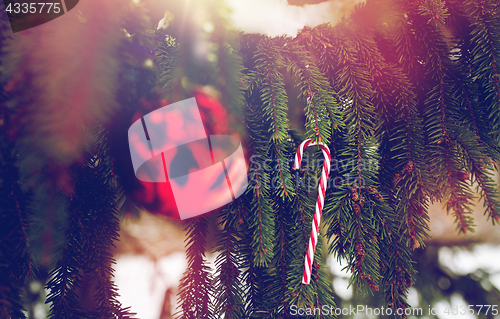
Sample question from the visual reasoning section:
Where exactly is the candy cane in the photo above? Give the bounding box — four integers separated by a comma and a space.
293, 139, 331, 284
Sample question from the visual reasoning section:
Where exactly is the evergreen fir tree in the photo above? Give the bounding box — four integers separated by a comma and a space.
1, 0, 500, 318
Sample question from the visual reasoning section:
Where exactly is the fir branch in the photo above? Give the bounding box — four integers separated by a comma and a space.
79, 131, 134, 318
453, 130, 500, 224
45, 248, 86, 319
244, 105, 275, 267
392, 1, 425, 83
259, 153, 301, 317
0, 28, 32, 316
283, 159, 314, 311
45, 200, 87, 319
378, 212, 414, 316
176, 215, 214, 319
345, 191, 382, 293
215, 41, 247, 113
324, 189, 349, 258
351, 11, 431, 234
445, 65, 500, 161
390, 171, 431, 250
155, 34, 180, 91
48, 129, 135, 319
324, 135, 386, 294
238, 195, 264, 317
472, 166, 500, 224
270, 196, 291, 315
212, 202, 245, 319
442, 142, 476, 234
413, 17, 453, 144
252, 38, 289, 142
0, 134, 30, 319
247, 166, 274, 267
463, 0, 500, 132
417, 0, 450, 26
373, 193, 414, 316
286, 167, 336, 319
328, 26, 376, 183
301, 23, 384, 294
408, 5, 477, 232
245, 37, 294, 199
286, 237, 336, 319
269, 141, 294, 199
359, 23, 431, 249
380, 111, 431, 250
281, 39, 342, 143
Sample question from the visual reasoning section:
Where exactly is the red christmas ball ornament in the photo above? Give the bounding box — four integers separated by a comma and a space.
128, 90, 236, 220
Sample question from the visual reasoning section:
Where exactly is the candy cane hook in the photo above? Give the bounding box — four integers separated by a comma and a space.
293, 139, 331, 284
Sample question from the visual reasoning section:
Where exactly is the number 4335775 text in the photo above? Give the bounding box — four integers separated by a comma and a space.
5, 2, 62, 14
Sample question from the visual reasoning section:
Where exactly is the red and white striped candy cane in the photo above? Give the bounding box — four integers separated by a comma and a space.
293, 139, 331, 284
